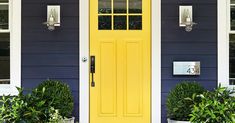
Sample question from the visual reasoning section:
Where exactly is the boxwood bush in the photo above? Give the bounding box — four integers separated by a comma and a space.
35, 80, 74, 118
166, 81, 205, 121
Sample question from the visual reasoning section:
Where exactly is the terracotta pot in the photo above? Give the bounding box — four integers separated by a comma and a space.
167, 119, 190, 123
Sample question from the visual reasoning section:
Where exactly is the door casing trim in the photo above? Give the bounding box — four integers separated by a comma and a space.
79, 0, 161, 122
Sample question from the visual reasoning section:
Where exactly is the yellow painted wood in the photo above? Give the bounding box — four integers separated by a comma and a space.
90, 0, 151, 123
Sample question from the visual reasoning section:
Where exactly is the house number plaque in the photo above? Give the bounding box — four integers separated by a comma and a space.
173, 61, 200, 75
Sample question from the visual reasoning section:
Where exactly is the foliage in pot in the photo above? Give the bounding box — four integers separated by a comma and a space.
48, 107, 63, 123
189, 86, 235, 123
0, 87, 57, 123
166, 81, 205, 121
35, 79, 74, 118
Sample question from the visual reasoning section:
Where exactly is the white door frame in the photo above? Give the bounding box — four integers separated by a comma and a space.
79, 0, 161, 122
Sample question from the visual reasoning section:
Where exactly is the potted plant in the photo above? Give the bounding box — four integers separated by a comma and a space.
35, 80, 75, 123
190, 86, 235, 123
166, 81, 205, 123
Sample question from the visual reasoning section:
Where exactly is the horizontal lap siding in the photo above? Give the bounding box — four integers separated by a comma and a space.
161, 0, 217, 122
21, 0, 79, 119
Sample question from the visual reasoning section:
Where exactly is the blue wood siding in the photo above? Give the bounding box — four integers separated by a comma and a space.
161, 0, 217, 122
21, 0, 79, 119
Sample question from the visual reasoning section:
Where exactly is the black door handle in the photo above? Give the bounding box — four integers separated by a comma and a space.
90, 56, 95, 87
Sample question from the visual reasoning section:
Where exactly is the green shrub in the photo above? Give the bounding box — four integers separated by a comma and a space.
0, 80, 74, 123
0, 87, 55, 123
166, 81, 205, 121
0, 92, 26, 123
190, 86, 235, 123
35, 80, 74, 118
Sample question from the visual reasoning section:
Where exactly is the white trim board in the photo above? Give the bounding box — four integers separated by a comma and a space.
11, 0, 21, 93
0, 0, 21, 95
217, 0, 228, 86
79, 0, 89, 123
79, 0, 161, 122
217, 0, 235, 88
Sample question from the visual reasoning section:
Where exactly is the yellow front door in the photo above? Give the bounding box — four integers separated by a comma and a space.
90, 0, 151, 123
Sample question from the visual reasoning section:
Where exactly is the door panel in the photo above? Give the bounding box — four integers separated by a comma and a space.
90, 0, 150, 122
124, 41, 143, 116
99, 41, 117, 116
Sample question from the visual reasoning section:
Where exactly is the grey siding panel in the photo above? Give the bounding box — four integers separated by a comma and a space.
22, 30, 78, 42
162, 43, 217, 55
162, 55, 217, 68
22, 42, 78, 54
21, 0, 79, 120
22, 67, 78, 78
22, 54, 78, 66
161, 0, 217, 123
22, 4, 78, 17
162, 17, 217, 30
162, 4, 217, 17
22, 17, 78, 29
161, 30, 217, 42
22, 79, 79, 91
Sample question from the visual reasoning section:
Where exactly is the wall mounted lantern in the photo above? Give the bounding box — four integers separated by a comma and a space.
179, 6, 197, 32
43, 5, 60, 31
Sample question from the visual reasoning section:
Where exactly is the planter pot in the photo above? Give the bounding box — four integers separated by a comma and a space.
167, 119, 190, 123
61, 117, 75, 123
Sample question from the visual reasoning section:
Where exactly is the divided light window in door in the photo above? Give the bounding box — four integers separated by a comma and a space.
98, 0, 142, 30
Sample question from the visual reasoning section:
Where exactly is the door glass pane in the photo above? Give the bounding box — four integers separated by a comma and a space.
0, 33, 10, 84
114, 16, 126, 30
0, 5, 8, 29
99, 16, 112, 30
232, 0, 235, 4
99, 0, 112, 14
114, 0, 127, 13
129, 16, 142, 30
129, 0, 142, 13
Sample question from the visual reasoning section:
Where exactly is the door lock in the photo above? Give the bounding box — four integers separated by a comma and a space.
90, 56, 95, 87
